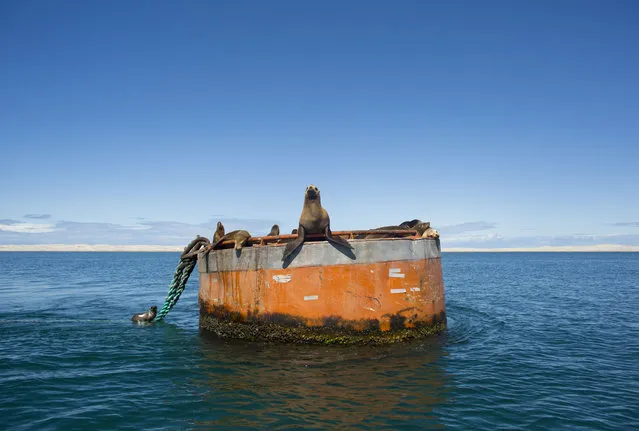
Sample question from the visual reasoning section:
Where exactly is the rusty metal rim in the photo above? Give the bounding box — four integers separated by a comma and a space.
210, 229, 420, 249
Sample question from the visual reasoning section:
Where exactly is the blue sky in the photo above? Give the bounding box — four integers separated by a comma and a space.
1, 0, 638, 247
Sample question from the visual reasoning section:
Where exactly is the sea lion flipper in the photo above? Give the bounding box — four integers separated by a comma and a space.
325, 226, 354, 249
282, 225, 305, 261
210, 230, 233, 250
210, 238, 224, 250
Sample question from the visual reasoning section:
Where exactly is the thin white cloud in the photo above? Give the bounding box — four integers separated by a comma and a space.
611, 222, 639, 227
0, 219, 20, 224
0, 217, 279, 245
0, 223, 56, 234
1, 218, 638, 248
23, 214, 52, 220
441, 233, 639, 248
439, 221, 497, 235
444, 233, 505, 243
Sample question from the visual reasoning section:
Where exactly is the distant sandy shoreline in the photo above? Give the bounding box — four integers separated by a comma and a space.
0, 244, 638, 252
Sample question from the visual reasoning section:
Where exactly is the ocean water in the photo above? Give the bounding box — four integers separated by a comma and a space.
0, 252, 637, 430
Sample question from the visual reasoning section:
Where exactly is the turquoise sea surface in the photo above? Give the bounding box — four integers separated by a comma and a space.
1, 252, 637, 430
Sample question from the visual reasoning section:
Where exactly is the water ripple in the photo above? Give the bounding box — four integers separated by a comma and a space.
0, 252, 638, 430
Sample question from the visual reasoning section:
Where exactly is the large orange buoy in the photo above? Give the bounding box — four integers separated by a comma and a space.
198, 231, 446, 344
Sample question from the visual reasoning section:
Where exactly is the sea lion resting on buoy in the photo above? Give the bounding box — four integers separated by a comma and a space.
398, 219, 431, 236
267, 224, 280, 236
358, 221, 431, 239
413, 222, 431, 236
399, 219, 422, 229
211, 230, 252, 251
422, 227, 439, 238
282, 184, 353, 261
202, 221, 226, 253
213, 221, 225, 243
131, 305, 157, 323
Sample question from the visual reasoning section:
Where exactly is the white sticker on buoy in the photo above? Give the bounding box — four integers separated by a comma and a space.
273, 275, 292, 283
410, 287, 421, 292
390, 288, 406, 294
389, 268, 405, 278
304, 295, 319, 301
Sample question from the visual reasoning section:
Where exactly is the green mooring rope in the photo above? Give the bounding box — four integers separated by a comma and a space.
155, 236, 210, 321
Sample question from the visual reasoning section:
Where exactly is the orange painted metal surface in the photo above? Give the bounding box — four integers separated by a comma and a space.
198, 236, 445, 337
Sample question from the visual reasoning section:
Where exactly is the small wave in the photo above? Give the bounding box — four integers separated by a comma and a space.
442, 301, 506, 346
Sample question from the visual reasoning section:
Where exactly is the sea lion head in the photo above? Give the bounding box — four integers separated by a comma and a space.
213, 221, 225, 243
269, 224, 280, 236
150, 305, 158, 314
305, 184, 320, 201
414, 222, 431, 236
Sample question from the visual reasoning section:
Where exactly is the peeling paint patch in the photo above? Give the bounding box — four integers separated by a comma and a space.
273, 275, 292, 283
389, 268, 405, 278
304, 295, 319, 301
410, 287, 421, 292
391, 288, 407, 294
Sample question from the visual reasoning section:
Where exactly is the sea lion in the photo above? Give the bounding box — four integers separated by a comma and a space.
211, 230, 252, 251
414, 222, 431, 236
213, 221, 225, 243
282, 184, 353, 261
291, 228, 298, 234
357, 221, 431, 239
201, 221, 226, 253
267, 224, 280, 236
422, 227, 440, 238
357, 225, 405, 239
399, 219, 422, 229
131, 305, 157, 323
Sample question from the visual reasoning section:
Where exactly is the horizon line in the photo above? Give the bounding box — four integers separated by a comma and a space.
0, 244, 638, 253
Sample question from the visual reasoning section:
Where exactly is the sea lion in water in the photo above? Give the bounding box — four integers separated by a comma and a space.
282, 184, 353, 261
211, 230, 252, 251
213, 221, 225, 243
267, 224, 280, 236
131, 306, 157, 323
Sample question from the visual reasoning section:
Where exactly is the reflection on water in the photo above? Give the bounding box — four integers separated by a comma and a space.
192, 332, 452, 430
3, 252, 638, 430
